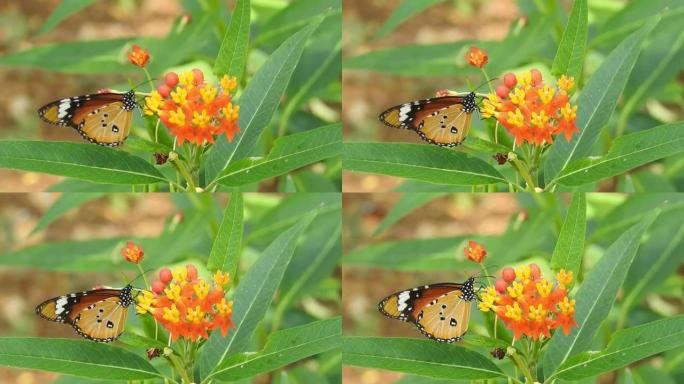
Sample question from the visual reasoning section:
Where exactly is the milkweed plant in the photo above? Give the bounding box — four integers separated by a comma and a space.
0, 0, 342, 192
342, 193, 684, 383
0, 193, 342, 383
342, 0, 684, 192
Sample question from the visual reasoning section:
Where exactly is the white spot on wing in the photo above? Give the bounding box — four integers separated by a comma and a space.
57, 100, 70, 119
55, 296, 68, 315
399, 104, 411, 122
397, 291, 411, 311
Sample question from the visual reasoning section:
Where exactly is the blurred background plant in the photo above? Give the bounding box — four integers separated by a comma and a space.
342, 192, 684, 383
0, 192, 341, 383
342, 0, 683, 192
0, 0, 341, 192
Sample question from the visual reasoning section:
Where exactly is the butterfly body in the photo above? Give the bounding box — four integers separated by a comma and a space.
36, 285, 135, 342
38, 90, 136, 147
378, 277, 477, 342
379, 92, 479, 147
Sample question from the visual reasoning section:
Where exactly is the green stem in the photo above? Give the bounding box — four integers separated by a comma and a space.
510, 157, 536, 190
171, 158, 196, 191
510, 351, 535, 383
142, 68, 155, 93
167, 353, 192, 384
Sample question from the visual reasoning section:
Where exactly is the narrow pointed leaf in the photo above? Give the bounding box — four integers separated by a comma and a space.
550, 193, 586, 277
31, 193, 103, 234
200, 213, 316, 378
554, 123, 684, 186
343, 337, 505, 379
215, 124, 341, 187
0, 141, 167, 185
214, 0, 250, 82
39, 0, 97, 34
0, 338, 160, 380
206, 192, 244, 276
543, 210, 660, 376
544, 18, 660, 182
376, 0, 446, 38
343, 143, 506, 186
373, 193, 445, 236
205, 20, 322, 182
551, 0, 588, 81
554, 316, 684, 380
214, 318, 341, 380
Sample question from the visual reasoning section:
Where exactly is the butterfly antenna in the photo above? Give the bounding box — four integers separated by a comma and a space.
131, 77, 159, 90
473, 77, 499, 92
127, 268, 154, 287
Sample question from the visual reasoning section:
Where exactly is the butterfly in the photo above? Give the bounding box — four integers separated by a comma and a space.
38, 90, 137, 147
35, 284, 136, 342
378, 277, 478, 343
378, 92, 481, 147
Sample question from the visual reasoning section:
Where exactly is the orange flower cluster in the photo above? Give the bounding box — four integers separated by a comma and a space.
121, 241, 144, 264
465, 45, 488, 68
144, 69, 239, 146
464, 240, 487, 263
127, 45, 150, 68
137, 265, 234, 342
479, 264, 577, 340
481, 69, 578, 146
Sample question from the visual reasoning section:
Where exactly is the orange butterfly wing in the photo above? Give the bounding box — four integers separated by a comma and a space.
378, 278, 477, 343
378, 94, 478, 147
38, 91, 136, 146
35, 286, 134, 342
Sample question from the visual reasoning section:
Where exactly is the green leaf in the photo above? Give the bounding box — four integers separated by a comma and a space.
542, 210, 660, 377
213, 318, 342, 381
31, 193, 103, 234
590, 194, 684, 243
544, 18, 660, 183
279, 14, 341, 133
255, 0, 340, 47
0, 212, 207, 271
0, 38, 138, 74
0, 141, 167, 186
622, 216, 684, 314
200, 213, 316, 379
214, 124, 341, 187
551, 0, 587, 81
344, 237, 469, 271
554, 316, 684, 380
279, 209, 341, 308
376, 0, 446, 38
206, 192, 244, 276
0, 338, 160, 380
205, 20, 322, 182
373, 193, 445, 236
346, 206, 553, 270
550, 193, 586, 277
342, 337, 505, 380
117, 333, 166, 350
344, 18, 552, 77
619, 23, 684, 132
343, 143, 507, 186
554, 123, 684, 186
592, 0, 682, 47
39, 0, 97, 34
214, 0, 251, 82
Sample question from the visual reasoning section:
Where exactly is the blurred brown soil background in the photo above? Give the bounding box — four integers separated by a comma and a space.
0, 0, 180, 192
0, 193, 177, 383
342, 193, 519, 383
342, 0, 522, 192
